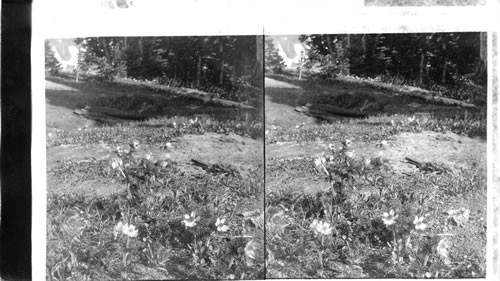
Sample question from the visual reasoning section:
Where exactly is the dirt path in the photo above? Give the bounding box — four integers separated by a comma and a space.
48, 133, 263, 196
267, 131, 485, 173
265, 77, 317, 128
46, 80, 98, 130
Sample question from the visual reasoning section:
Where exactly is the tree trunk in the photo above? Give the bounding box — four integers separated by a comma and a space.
442, 59, 447, 84
100, 37, 111, 63
441, 36, 447, 84
418, 52, 425, 86
251, 35, 263, 88
474, 32, 487, 82
196, 53, 202, 88
361, 34, 367, 54
138, 37, 144, 58
219, 42, 224, 86
347, 34, 351, 48
325, 34, 336, 58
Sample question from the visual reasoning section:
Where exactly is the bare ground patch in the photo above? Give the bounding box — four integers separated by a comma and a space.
266, 130, 485, 194
48, 132, 262, 196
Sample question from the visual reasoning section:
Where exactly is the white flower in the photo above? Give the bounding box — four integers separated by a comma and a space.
156, 160, 169, 168
316, 221, 333, 235
314, 156, 329, 175
131, 140, 140, 150
342, 139, 352, 147
123, 223, 138, 238
110, 157, 123, 169
344, 150, 355, 159
408, 116, 416, 123
182, 211, 200, 228
381, 140, 388, 147
116, 146, 124, 155
113, 221, 124, 239
363, 157, 372, 167
114, 221, 138, 238
144, 152, 152, 160
310, 219, 333, 235
310, 219, 319, 230
244, 240, 259, 260
215, 217, 229, 232
328, 143, 336, 151
413, 216, 427, 230
382, 209, 398, 226
436, 238, 451, 265
314, 156, 326, 167
390, 120, 396, 126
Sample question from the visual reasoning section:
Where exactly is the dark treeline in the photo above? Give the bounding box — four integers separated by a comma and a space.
266, 33, 486, 89
47, 36, 263, 96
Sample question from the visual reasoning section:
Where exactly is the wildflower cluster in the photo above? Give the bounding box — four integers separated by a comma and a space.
215, 217, 229, 232
310, 219, 333, 236
114, 221, 138, 239
182, 211, 201, 228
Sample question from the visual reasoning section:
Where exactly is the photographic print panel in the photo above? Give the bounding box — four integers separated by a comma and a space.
44, 35, 264, 280
265, 32, 487, 278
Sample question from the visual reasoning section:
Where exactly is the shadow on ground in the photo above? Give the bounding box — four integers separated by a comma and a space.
45, 76, 260, 127
265, 75, 485, 123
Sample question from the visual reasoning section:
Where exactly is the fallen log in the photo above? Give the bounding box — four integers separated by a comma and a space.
404, 157, 451, 174
73, 108, 121, 124
311, 104, 368, 118
337, 76, 477, 108
180, 89, 256, 110
73, 107, 149, 124
191, 159, 239, 176
84, 106, 150, 121
295, 103, 368, 119
398, 87, 477, 108
116, 79, 256, 110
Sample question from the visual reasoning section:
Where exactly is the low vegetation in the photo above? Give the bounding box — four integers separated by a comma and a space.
265, 72, 487, 278
266, 122, 486, 277
47, 126, 264, 280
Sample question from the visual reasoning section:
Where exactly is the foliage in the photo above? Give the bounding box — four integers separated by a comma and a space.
47, 140, 264, 280
73, 36, 260, 100
265, 37, 286, 74
300, 35, 350, 80
74, 38, 126, 82
45, 40, 62, 75
299, 33, 486, 88
266, 135, 486, 278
